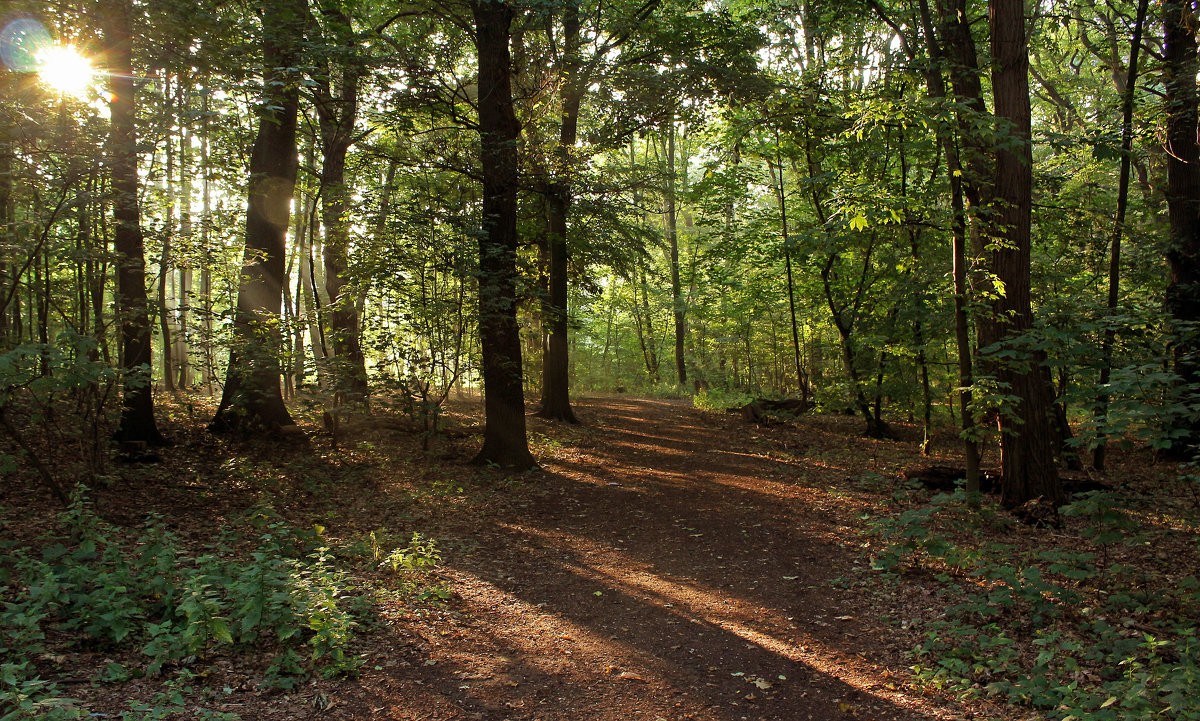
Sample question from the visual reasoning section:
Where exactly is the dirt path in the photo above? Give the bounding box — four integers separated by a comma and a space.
343, 397, 968, 721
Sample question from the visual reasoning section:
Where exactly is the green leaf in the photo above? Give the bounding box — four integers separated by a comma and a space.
210, 617, 234, 645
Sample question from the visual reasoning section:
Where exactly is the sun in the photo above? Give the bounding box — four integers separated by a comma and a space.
36, 45, 94, 97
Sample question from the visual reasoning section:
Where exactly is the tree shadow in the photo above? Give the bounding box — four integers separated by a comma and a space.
347, 397, 953, 719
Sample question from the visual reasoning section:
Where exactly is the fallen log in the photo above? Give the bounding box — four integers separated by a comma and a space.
902, 465, 1000, 493
903, 465, 1110, 497
730, 398, 810, 424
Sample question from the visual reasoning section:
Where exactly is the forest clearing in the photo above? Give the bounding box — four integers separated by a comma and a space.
3, 0, 1200, 718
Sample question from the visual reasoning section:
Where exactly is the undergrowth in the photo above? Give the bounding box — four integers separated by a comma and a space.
869, 486, 1200, 720
0, 489, 363, 719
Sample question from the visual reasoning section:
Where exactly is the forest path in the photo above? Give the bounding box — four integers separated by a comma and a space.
346, 397, 968, 721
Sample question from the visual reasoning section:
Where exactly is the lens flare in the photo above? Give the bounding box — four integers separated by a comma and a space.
0, 18, 52, 72
36, 45, 94, 97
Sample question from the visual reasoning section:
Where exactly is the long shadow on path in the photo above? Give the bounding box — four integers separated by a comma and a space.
352, 397, 958, 720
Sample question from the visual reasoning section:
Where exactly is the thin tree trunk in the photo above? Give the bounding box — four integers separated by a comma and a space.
176, 80, 192, 389
159, 79, 177, 394
0, 74, 11, 341
200, 93, 214, 395
769, 150, 806, 404
915, 0, 981, 488
665, 121, 686, 386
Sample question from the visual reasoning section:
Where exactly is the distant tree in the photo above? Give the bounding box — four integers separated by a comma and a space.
211, 0, 307, 435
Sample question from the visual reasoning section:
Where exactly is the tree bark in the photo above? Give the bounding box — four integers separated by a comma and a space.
910, 0, 982, 490
986, 0, 1062, 509
1094, 0, 1148, 470
769, 151, 806, 404
315, 5, 370, 404
210, 0, 305, 435
1163, 0, 1200, 458
176, 82, 193, 389
665, 121, 686, 386
0, 74, 13, 342
471, 0, 536, 469
104, 0, 166, 446
538, 0, 581, 423
159, 89, 177, 395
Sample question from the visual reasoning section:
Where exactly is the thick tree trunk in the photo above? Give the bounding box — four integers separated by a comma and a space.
538, 0, 580, 423
210, 0, 304, 435
104, 0, 166, 446
987, 0, 1062, 509
1163, 0, 1200, 458
471, 0, 536, 469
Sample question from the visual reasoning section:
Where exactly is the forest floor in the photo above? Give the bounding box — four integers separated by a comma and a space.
4, 393, 1191, 720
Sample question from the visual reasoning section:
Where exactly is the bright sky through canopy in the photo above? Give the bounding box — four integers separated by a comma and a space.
36, 45, 94, 97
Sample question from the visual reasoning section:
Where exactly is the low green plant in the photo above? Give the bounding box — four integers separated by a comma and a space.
382, 532, 441, 574
0, 493, 363, 717
869, 489, 1200, 720
692, 387, 752, 412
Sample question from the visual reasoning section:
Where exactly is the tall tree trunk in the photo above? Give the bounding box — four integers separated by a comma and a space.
665, 121, 686, 386
159, 85, 177, 394
104, 0, 165, 445
1094, 0, 1148, 470
315, 7, 369, 404
1163, 0, 1200, 458
471, 0, 536, 468
0, 87, 12, 342
200, 93, 215, 395
542, 2, 583, 422
986, 0, 1061, 509
176, 81, 193, 389
538, 0, 581, 423
914, 0, 982, 489
769, 151, 806, 404
210, 0, 305, 435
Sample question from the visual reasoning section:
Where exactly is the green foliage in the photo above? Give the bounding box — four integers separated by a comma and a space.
381, 532, 441, 574
870, 491, 1200, 720
0, 493, 363, 717
692, 387, 752, 411
0, 335, 119, 499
